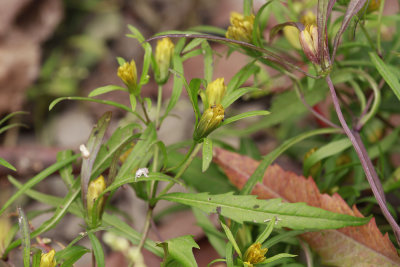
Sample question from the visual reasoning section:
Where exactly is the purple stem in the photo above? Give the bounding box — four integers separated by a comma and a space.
326, 75, 400, 245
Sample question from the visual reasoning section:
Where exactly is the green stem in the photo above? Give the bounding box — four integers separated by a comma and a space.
155, 85, 163, 129
360, 23, 376, 52
139, 97, 151, 124
165, 141, 196, 172
376, 0, 385, 56
137, 207, 154, 252
159, 143, 202, 197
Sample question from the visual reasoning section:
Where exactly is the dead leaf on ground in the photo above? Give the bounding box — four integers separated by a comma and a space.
213, 147, 400, 267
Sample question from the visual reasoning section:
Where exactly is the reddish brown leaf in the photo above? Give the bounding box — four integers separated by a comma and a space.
213, 147, 400, 266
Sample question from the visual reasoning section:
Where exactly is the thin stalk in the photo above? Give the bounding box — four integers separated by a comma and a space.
139, 97, 151, 124
159, 143, 202, 197
376, 0, 386, 56
360, 23, 377, 52
137, 207, 153, 252
165, 141, 196, 172
326, 75, 400, 245
155, 85, 163, 129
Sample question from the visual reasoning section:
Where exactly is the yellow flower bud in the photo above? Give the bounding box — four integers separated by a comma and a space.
117, 60, 138, 93
226, 12, 255, 43
87, 175, 106, 224
155, 37, 175, 84
40, 249, 56, 267
304, 147, 321, 177
283, 26, 301, 50
299, 24, 319, 65
193, 104, 224, 142
244, 242, 268, 266
206, 78, 226, 107
366, 0, 381, 12
300, 11, 316, 26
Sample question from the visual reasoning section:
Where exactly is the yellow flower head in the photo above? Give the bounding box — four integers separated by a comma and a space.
366, 0, 381, 12
40, 249, 56, 267
155, 37, 175, 84
87, 175, 106, 223
193, 104, 224, 142
226, 12, 255, 43
299, 24, 319, 64
118, 60, 137, 91
244, 242, 268, 266
300, 11, 316, 26
206, 78, 226, 107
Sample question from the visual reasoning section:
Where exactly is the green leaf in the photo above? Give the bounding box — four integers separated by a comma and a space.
0, 157, 16, 171
0, 123, 28, 135
161, 38, 186, 123
220, 220, 242, 258
220, 110, 270, 127
262, 253, 297, 264
226, 61, 259, 95
57, 150, 74, 188
56, 246, 90, 267
187, 78, 202, 125
369, 52, 400, 102
116, 57, 126, 66
188, 25, 226, 36
32, 249, 42, 267
159, 192, 369, 230
88, 232, 105, 267
202, 41, 213, 83
157, 235, 199, 267
81, 112, 112, 211
255, 217, 276, 244
88, 85, 127, 97
202, 138, 213, 172
221, 87, 259, 108
183, 38, 205, 53
0, 154, 80, 216
17, 207, 30, 267
49, 96, 134, 114
241, 127, 341, 195
115, 123, 157, 180
303, 138, 352, 176
0, 111, 28, 127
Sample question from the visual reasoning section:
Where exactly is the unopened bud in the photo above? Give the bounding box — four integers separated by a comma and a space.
206, 78, 226, 107
118, 60, 138, 94
40, 249, 56, 267
155, 38, 175, 84
244, 242, 268, 266
87, 175, 106, 224
193, 104, 224, 142
226, 12, 255, 43
299, 24, 319, 65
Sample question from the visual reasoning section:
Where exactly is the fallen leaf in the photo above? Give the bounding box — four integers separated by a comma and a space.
213, 147, 400, 267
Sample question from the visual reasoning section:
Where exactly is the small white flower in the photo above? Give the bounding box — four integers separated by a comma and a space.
79, 144, 90, 159
135, 168, 149, 181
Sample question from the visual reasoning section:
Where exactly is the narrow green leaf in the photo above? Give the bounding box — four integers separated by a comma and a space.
303, 138, 352, 176
188, 25, 226, 36
49, 96, 135, 115
202, 138, 213, 172
81, 112, 112, 211
157, 236, 199, 267
159, 192, 369, 230
207, 259, 226, 267
241, 127, 341, 195
221, 87, 259, 108
262, 253, 297, 264
202, 41, 213, 83
220, 110, 270, 127
0, 123, 28, 135
161, 38, 186, 122
17, 207, 30, 267
0, 111, 28, 126
226, 61, 259, 95
220, 220, 242, 258
88, 85, 127, 97
55, 245, 90, 267
0, 157, 16, 171
57, 150, 74, 188
116, 57, 126, 66
187, 78, 202, 125
88, 233, 105, 267
255, 217, 276, 244
369, 52, 400, 101
263, 230, 306, 248
32, 249, 42, 267
183, 38, 205, 53
0, 154, 79, 216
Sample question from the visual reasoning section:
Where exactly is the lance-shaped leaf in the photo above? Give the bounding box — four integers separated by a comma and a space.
213, 148, 400, 266
159, 192, 368, 230
157, 235, 199, 267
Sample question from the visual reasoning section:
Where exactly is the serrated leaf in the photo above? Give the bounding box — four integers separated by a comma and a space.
369, 52, 400, 102
157, 236, 199, 267
202, 138, 213, 172
159, 192, 368, 230
213, 148, 400, 266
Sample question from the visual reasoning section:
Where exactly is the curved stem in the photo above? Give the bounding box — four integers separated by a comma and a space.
137, 206, 154, 252
326, 75, 400, 245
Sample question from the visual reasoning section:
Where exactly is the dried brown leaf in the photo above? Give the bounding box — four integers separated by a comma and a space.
213, 147, 400, 267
